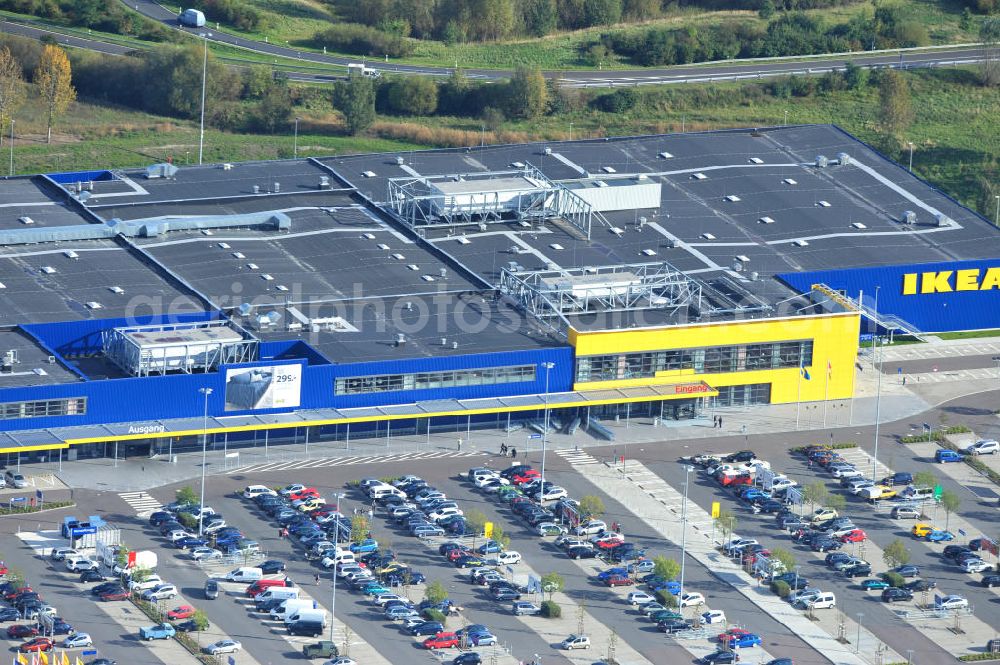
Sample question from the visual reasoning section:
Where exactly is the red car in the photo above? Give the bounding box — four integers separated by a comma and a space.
167, 605, 196, 620
289, 488, 319, 501
605, 574, 633, 587
512, 470, 540, 485
423, 632, 460, 649
7, 625, 38, 639
0, 564, 8, 576
446, 548, 471, 562
594, 534, 625, 549
718, 628, 753, 642
840, 529, 867, 543
19, 637, 54, 653
4, 586, 31, 601
100, 589, 129, 601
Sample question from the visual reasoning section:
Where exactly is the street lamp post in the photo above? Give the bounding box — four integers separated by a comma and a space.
8, 118, 13, 176
197, 387, 213, 536
679, 465, 693, 603
198, 32, 212, 165
995, 195, 1000, 227
856, 613, 864, 652
871, 287, 883, 483
540, 362, 555, 501
329, 492, 345, 642
293, 117, 301, 158
907, 142, 914, 172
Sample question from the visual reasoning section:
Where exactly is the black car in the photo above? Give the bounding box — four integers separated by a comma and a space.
79, 570, 105, 583
881, 588, 913, 603
811, 538, 841, 552
409, 621, 444, 636
724, 450, 757, 463
943, 546, 972, 560
773, 573, 810, 588
982, 575, 1000, 588
148, 511, 173, 526
903, 579, 937, 592
658, 619, 692, 633
259, 560, 286, 574
758, 500, 785, 514
453, 653, 483, 665
0, 607, 19, 621
172, 620, 200, 632
702, 650, 740, 664
92, 582, 122, 596
841, 564, 872, 578
566, 546, 597, 559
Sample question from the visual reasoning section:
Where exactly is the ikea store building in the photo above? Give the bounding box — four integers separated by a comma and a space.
0, 124, 997, 465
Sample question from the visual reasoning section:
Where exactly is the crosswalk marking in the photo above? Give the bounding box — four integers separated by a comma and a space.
554, 448, 601, 466
118, 491, 162, 517
225, 449, 486, 475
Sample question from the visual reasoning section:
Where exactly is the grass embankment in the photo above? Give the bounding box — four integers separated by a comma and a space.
7, 67, 998, 222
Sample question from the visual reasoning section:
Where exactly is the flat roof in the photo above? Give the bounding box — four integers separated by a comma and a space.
0, 177, 95, 230
431, 176, 544, 195
0, 329, 82, 388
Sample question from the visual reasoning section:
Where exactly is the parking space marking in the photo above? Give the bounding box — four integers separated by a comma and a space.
118, 491, 163, 517
225, 449, 486, 475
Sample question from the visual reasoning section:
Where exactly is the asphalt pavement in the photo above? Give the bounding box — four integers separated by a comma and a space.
882, 354, 1000, 375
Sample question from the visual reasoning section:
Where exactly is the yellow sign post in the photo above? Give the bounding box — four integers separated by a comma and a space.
711, 502, 720, 518
484, 521, 493, 539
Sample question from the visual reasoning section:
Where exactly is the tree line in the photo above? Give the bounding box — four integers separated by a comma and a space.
328, 0, 865, 44
0, 38, 75, 143
0, 0, 173, 41
598, 6, 930, 67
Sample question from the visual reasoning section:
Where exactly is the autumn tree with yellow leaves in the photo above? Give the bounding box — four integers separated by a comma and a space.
34, 45, 76, 144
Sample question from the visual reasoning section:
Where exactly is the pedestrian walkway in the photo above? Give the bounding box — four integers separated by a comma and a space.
117, 491, 163, 517
226, 449, 486, 475
881, 340, 1000, 363
553, 448, 601, 466
903, 367, 1000, 385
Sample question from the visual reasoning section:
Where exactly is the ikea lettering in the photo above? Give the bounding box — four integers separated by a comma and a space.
901, 268, 1000, 295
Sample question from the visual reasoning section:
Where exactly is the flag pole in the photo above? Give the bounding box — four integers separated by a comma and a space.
796, 363, 802, 430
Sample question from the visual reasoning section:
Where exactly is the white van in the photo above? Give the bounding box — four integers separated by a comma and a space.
226, 567, 264, 583
900, 486, 934, 500
369, 486, 404, 500
321, 550, 356, 568
270, 598, 314, 621
243, 485, 276, 499
285, 608, 328, 626
254, 587, 300, 603
807, 592, 836, 609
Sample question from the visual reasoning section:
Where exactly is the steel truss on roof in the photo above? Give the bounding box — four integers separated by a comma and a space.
386, 164, 593, 239
102, 320, 258, 377
499, 261, 702, 329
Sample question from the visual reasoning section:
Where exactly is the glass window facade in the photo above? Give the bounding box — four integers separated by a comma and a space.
714, 383, 772, 407
335, 365, 537, 396
575, 340, 812, 382
0, 397, 87, 421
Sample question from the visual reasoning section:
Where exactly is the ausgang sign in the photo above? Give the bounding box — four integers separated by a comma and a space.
902, 267, 1000, 295
127, 424, 166, 435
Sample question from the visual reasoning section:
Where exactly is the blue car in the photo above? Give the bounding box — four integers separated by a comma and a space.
597, 567, 629, 581
935, 449, 962, 463
741, 489, 770, 503
927, 530, 955, 542
51, 619, 73, 635
175, 537, 207, 550
477, 540, 503, 554
649, 579, 682, 595
350, 538, 379, 554
409, 621, 444, 636
726, 632, 763, 649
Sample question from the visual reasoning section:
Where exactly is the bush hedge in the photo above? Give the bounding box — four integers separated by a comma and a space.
0, 500, 74, 516
770, 580, 791, 598
882, 572, 906, 588
790, 442, 857, 453
422, 608, 447, 624
655, 590, 678, 608
540, 600, 561, 618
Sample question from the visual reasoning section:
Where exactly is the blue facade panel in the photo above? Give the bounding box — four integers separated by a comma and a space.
778, 259, 1000, 333
45, 170, 115, 184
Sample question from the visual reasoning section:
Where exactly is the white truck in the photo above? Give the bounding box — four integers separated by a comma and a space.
178, 9, 206, 27
347, 63, 381, 79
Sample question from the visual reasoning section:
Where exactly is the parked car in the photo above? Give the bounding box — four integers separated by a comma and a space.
935, 449, 962, 463
964, 439, 999, 455
203, 640, 242, 655
62, 633, 93, 648
559, 634, 591, 650
881, 588, 913, 603
512, 601, 541, 616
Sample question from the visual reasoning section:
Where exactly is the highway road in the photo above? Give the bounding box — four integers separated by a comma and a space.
1, 4, 985, 88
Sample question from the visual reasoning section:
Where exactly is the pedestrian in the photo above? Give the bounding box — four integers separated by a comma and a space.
718, 416, 723, 428
902, 375, 907, 385
314, 574, 320, 585
278, 528, 283, 539
510, 447, 516, 458
500, 442, 508, 455
457, 438, 463, 451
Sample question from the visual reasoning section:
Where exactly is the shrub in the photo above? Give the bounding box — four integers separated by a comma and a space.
655, 589, 678, 607
312, 24, 413, 58
200, 0, 266, 32
422, 608, 447, 624
882, 571, 905, 588
177, 513, 198, 530
770, 580, 791, 598
593, 88, 640, 113
540, 600, 562, 618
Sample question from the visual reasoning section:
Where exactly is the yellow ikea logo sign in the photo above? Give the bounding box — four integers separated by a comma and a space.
902, 268, 1000, 295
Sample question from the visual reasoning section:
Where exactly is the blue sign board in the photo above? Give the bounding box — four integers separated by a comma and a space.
228, 657, 236, 665
9, 497, 26, 504
71, 526, 97, 537
82, 650, 98, 657
528, 433, 542, 440
35, 489, 42, 499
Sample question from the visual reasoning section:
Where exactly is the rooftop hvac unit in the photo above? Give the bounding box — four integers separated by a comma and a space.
64, 251, 79, 259
901, 210, 917, 225
144, 163, 179, 179
441, 338, 448, 346
815, 155, 829, 168
18, 216, 33, 225
396, 156, 405, 165
837, 152, 851, 166
237, 303, 252, 316
544, 147, 552, 155
273, 182, 280, 193
439, 268, 447, 278
659, 152, 673, 159
935, 213, 952, 227
749, 271, 759, 281
319, 176, 330, 189
253, 185, 261, 194
396, 333, 406, 346
452, 341, 458, 349
109, 286, 125, 294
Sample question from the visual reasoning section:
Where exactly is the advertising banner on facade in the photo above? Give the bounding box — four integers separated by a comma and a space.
224, 364, 302, 411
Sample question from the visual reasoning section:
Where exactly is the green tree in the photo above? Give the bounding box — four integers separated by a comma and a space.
939, 489, 960, 530
825, 492, 846, 513
424, 580, 448, 604
385, 77, 438, 115
242, 64, 274, 99
192, 609, 210, 632
176, 486, 199, 505
350, 514, 370, 544
878, 69, 913, 136
251, 81, 292, 133
577, 495, 606, 520
506, 66, 547, 119
882, 538, 910, 570
981, 16, 1000, 87
770, 547, 796, 574
802, 482, 828, 510
465, 509, 487, 537
843, 62, 868, 89
333, 75, 376, 135
583, 0, 621, 26
716, 509, 738, 545
913, 470, 937, 489
523, 0, 557, 36
540, 571, 564, 600
651, 555, 679, 581
0, 47, 24, 147
492, 523, 511, 550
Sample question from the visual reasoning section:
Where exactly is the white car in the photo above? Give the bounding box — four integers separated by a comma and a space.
373, 593, 406, 606
701, 610, 727, 625
428, 507, 463, 521
965, 439, 999, 455
574, 520, 607, 536
142, 584, 178, 601
167, 530, 193, 543
627, 591, 656, 606
63, 633, 93, 648
535, 486, 568, 502
203, 520, 227, 534
473, 473, 500, 487
50, 547, 79, 561
486, 551, 522, 566
962, 559, 991, 573
769, 477, 798, 491
724, 538, 757, 554
326, 659, 357, 665
280, 484, 307, 496
242, 485, 276, 499
832, 466, 863, 479
560, 634, 591, 650
66, 557, 96, 572
679, 592, 705, 608
129, 574, 164, 591
204, 639, 242, 655
190, 547, 222, 561
337, 564, 365, 578
848, 480, 876, 494
936, 595, 969, 610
